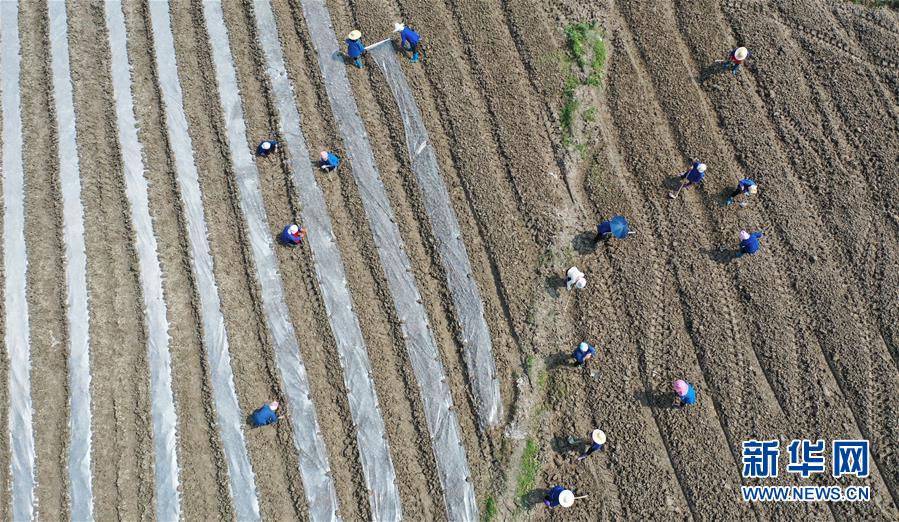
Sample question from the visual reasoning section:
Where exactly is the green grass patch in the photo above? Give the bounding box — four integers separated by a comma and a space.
565, 22, 593, 68
525, 354, 536, 375
582, 107, 597, 122
560, 76, 579, 144
516, 438, 541, 506
588, 34, 607, 87
483, 496, 498, 522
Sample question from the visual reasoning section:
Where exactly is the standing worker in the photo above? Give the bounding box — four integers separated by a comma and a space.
736, 229, 764, 257
280, 224, 306, 247
319, 150, 340, 172
250, 401, 284, 427
726, 177, 758, 206
669, 160, 706, 198
544, 486, 577, 509
565, 266, 587, 290
672, 379, 697, 408
717, 46, 752, 76
256, 139, 280, 158
346, 30, 365, 69
595, 215, 633, 242
394, 23, 421, 63
577, 429, 607, 461
571, 342, 596, 368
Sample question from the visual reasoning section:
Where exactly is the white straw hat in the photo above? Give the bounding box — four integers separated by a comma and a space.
578, 342, 590, 352
575, 278, 587, 289
269, 401, 279, 411
735, 47, 748, 60
592, 429, 606, 445
394, 22, 405, 33
559, 489, 575, 507
748, 184, 758, 194
697, 163, 707, 173
348, 30, 362, 41
288, 224, 299, 235
262, 141, 271, 150
739, 230, 750, 241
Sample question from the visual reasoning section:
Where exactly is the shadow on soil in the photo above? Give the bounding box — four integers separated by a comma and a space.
701, 246, 741, 265
635, 389, 678, 409
572, 230, 598, 255
544, 273, 567, 298
543, 352, 571, 371
522, 488, 549, 509
696, 61, 730, 84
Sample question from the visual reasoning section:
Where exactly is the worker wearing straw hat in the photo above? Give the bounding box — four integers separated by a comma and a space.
346, 30, 365, 68
565, 266, 587, 290
717, 46, 752, 76
250, 401, 284, 427
577, 429, 607, 461
394, 23, 422, 63
544, 486, 580, 508
726, 177, 758, 207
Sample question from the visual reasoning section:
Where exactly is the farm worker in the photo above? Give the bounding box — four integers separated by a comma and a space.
672, 379, 697, 407
719, 46, 751, 75
595, 215, 632, 242
726, 177, 758, 206
319, 150, 340, 172
565, 266, 587, 290
544, 486, 576, 508
256, 139, 280, 157
669, 161, 706, 198
394, 23, 421, 63
737, 229, 764, 256
250, 401, 283, 427
346, 30, 365, 69
577, 429, 607, 461
571, 342, 596, 367
280, 224, 305, 247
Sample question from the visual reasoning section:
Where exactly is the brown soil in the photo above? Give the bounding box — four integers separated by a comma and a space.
4, 0, 897, 519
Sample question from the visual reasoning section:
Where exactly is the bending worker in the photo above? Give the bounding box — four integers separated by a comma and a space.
565, 266, 587, 290
256, 139, 280, 158
726, 177, 758, 206
250, 401, 284, 427
737, 229, 764, 257
544, 486, 576, 509
319, 150, 340, 172
577, 429, 607, 461
719, 46, 752, 76
346, 30, 365, 68
595, 215, 632, 242
394, 23, 421, 63
280, 224, 306, 247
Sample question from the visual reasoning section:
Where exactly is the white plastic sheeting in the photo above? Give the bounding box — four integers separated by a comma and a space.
296, 1, 478, 519
1, 3, 37, 520
201, 3, 339, 520
369, 45, 502, 428
146, 2, 261, 519
104, 3, 181, 519
47, 2, 94, 519
251, 2, 402, 519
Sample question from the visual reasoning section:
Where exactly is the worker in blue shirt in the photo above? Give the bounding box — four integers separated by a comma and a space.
737, 229, 764, 257
544, 486, 576, 508
726, 178, 758, 206
280, 224, 305, 247
670, 160, 706, 198
394, 23, 421, 63
319, 150, 340, 172
571, 342, 596, 367
672, 379, 697, 407
577, 429, 606, 461
250, 401, 283, 427
256, 139, 280, 158
346, 30, 365, 68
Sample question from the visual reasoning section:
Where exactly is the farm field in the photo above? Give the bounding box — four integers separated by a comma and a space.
1, 0, 897, 520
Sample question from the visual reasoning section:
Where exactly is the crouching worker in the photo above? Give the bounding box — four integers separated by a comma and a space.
250, 401, 283, 427
319, 150, 340, 172
280, 224, 306, 247
394, 23, 421, 63
571, 342, 596, 368
565, 266, 587, 290
256, 139, 280, 158
736, 229, 764, 257
672, 379, 697, 408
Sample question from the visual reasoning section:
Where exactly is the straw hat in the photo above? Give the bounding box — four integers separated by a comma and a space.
269, 401, 279, 411
575, 278, 587, 289
748, 184, 758, 195
739, 230, 750, 241
288, 224, 299, 235
696, 162, 707, 173
348, 30, 362, 41
735, 47, 748, 60
394, 22, 405, 33
261, 141, 271, 150
592, 429, 606, 445
559, 489, 575, 508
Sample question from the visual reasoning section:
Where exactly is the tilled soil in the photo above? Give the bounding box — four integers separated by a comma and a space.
3, 0, 897, 520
